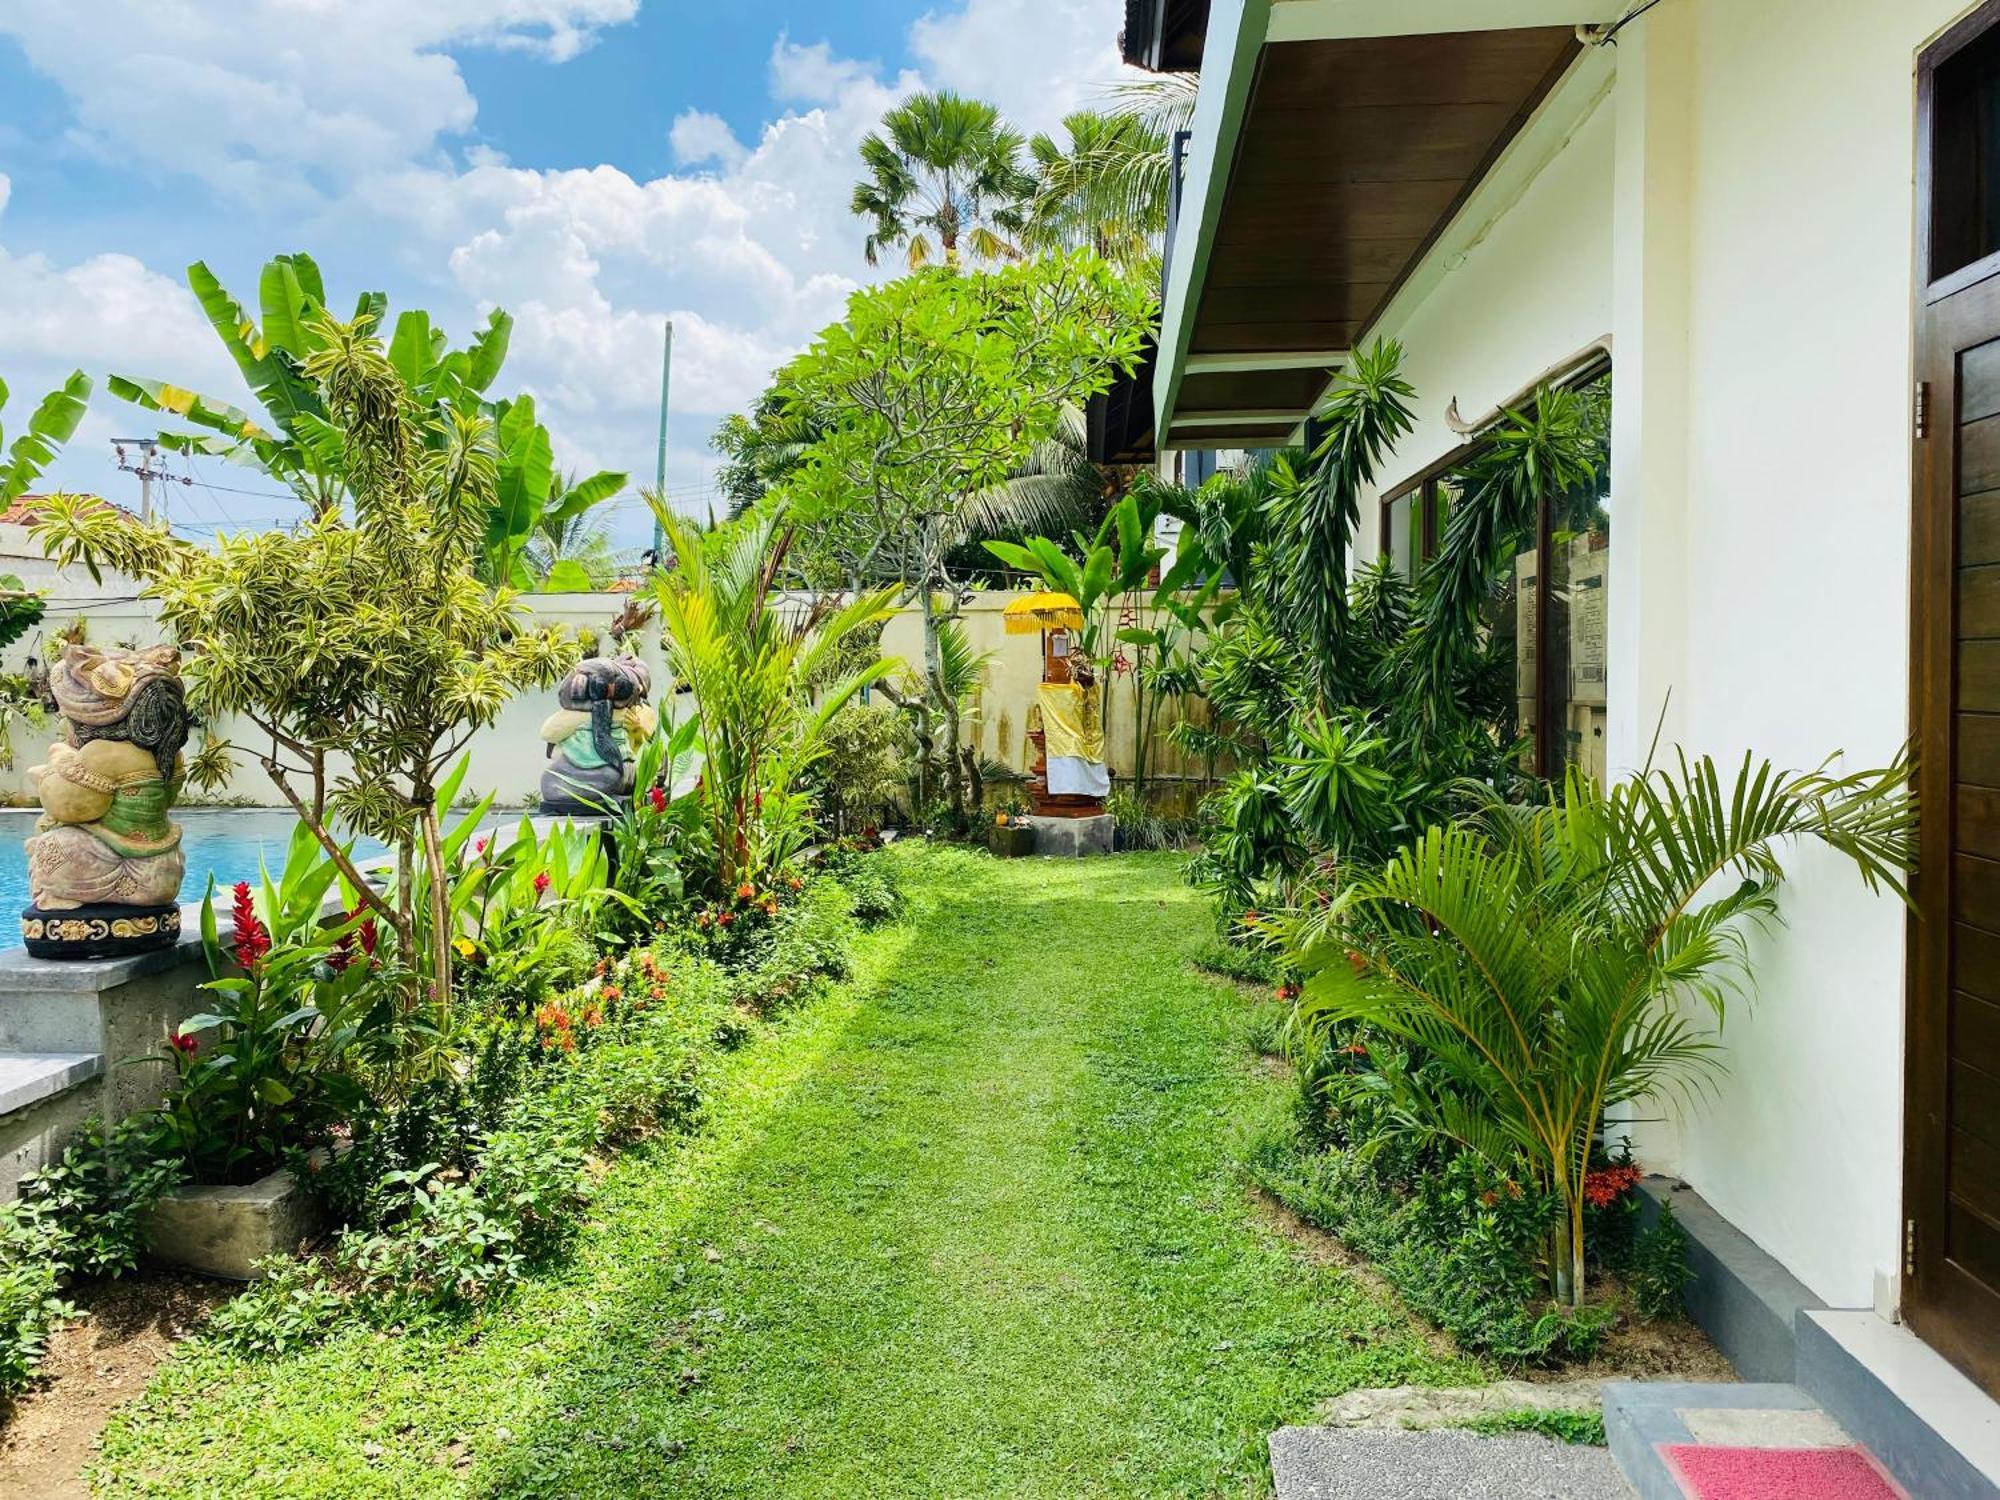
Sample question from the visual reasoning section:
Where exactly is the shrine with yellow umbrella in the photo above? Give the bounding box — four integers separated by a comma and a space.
1003, 592, 1113, 851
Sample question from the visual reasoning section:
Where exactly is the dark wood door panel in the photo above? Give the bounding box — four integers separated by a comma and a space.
1952, 921, 2000, 1003
1959, 641, 2000, 710
1960, 989, 2000, 1077
1965, 339, 2000, 424
1954, 1127, 2000, 1225
1950, 1059, 2000, 1147
1962, 564, 2000, 637
1948, 1199, 2000, 1289
1962, 491, 2000, 566
1954, 851, 2000, 928
1965, 413, 2000, 497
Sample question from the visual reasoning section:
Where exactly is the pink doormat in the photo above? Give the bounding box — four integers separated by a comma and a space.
1662, 1444, 1908, 1499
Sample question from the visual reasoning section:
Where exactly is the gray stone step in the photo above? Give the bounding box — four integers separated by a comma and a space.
0, 1050, 102, 1117
1269, 1427, 1632, 1500
1603, 1381, 1917, 1500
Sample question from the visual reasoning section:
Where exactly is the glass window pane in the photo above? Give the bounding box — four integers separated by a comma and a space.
1545, 371, 1613, 785
1386, 493, 1416, 577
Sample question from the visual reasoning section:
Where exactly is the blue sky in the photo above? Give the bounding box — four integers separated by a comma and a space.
0, 0, 1128, 551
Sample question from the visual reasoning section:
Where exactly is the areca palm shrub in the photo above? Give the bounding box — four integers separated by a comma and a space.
1266, 749, 1913, 1310
648, 501, 898, 896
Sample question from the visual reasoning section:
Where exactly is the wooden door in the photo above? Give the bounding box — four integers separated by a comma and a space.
1909, 7, 2000, 1397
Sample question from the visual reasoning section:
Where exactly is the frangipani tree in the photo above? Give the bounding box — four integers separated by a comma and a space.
34, 310, 575, 1007
776, 252, 1152, 817
109, 252, 624, 587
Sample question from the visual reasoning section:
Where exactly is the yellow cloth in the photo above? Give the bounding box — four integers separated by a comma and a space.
1033, 683, 1104, 763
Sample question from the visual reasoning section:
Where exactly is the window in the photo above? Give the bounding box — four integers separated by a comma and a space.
1377, 364, 1612, 778
1929, 14, 2000, 284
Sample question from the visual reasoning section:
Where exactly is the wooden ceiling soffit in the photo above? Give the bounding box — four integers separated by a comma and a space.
1182, 25, 1580, 374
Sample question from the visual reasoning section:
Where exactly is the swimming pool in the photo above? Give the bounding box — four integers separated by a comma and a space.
0, 808, 390, 917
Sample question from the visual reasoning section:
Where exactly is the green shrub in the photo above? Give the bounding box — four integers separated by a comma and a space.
0, 1120, 183, 1395
1629, 1202, 1694, 1320
1246, 1126, 1615, 1364
1190, 935, 1279, 986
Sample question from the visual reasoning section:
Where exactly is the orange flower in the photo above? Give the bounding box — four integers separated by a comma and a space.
601, 984, 623, 1002
736, 882, 755, 902
580, 1004, 605, 1029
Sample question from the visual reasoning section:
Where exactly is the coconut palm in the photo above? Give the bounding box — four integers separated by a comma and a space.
1268, 749, 1914, 1310
1024, 111, 1171, 271
852, 91, 1035, 268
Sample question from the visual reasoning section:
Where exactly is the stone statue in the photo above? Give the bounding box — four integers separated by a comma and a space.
22, 644, 190, 957
538, 655, 657, 816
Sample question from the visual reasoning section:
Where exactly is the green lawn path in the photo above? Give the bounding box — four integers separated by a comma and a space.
95, 846, 1478, 1498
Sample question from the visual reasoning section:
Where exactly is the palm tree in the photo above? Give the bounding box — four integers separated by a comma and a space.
1024, 111, 1171, 271
1269, 750, 1914, 1310
647, 499, 898, 893
852, 91, 1035, 268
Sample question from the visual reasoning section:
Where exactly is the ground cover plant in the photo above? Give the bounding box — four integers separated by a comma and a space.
91, 849, 1479, 1497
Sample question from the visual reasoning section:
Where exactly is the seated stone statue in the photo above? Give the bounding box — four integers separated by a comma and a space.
539, 655, 657, 816
22, 644, 190, 956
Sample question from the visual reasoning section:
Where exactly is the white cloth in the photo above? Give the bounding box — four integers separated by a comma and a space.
1045, 755, 1110, 798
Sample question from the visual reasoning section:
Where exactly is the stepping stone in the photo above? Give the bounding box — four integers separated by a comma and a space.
1269, 1427, 1633, 1499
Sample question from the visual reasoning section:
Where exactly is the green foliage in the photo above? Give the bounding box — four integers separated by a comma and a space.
106, 252, 621, 582
0, 1120, 183, 1396
1269, 750, 1914, 1306
852, 90, 1034, 268
35, 308, 579, 1007
1630, 1203, 1694, 1321
649, 502, 898, 895
809, 702, 910, 837
1023, 110, 1170, 271
0, 368, 90, 507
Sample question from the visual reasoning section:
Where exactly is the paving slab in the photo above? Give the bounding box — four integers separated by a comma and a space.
1269, 1427, 1633, 1500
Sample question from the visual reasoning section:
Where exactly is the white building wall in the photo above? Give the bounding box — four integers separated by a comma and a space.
1348, 0, 1978, 1308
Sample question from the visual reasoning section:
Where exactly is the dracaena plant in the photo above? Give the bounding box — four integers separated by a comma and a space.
1265, 748, 1915, 1310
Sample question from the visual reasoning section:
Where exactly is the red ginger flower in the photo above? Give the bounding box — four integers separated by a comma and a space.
736, 882, 755, 902
648, 785, 667, 813
1583, 1163, 1644, 1209
168, 1030, 199, 1057
230, 882, 271, 970
533, 870, 551, 896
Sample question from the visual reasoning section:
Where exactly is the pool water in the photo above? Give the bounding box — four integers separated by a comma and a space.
0, 809, 390, 916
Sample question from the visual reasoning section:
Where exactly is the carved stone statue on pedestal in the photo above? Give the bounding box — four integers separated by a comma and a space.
22, 644, 190, 958
539, 655, 656, 817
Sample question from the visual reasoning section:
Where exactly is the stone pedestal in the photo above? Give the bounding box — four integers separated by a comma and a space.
150, 1160, 321, 1280
1020, 814, 1114, 858
0, 907, 209, 1196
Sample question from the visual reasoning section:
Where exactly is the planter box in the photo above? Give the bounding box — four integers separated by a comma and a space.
150, 1159, 320, 1281
989, 823, 1036, 857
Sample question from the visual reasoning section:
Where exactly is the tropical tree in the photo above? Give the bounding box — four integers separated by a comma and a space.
775, 253, 1152, 818
0, 370, 84, 653
1023, 111, 1170, 271
107, 253, 623, 586
852, 91, 1035, 268
648, 501, 899, 895
1267, 750, 1915, 1309
33, 309, 576, 1009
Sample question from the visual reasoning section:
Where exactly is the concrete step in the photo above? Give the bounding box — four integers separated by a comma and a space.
0, 1050, 102, 1118
1798, 1311, 2000, 1499
1604, 1381, 1908, 1499
1269, 1427, 1632, 1499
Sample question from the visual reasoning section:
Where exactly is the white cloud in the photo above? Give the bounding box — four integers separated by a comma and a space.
0, 1, 638, 201
670, 109, 748, 170
0, 0, 1141, 530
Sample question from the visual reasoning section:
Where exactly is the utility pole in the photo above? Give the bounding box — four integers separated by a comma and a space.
651, 318, 674, 567
111, 438, 178, 525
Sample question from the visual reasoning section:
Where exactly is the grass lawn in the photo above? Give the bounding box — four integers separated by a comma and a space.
94, 845, 1477, 1498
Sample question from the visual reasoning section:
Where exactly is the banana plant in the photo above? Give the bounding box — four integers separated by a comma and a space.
108, 253, 624, 583
982, 487, 1188, 664
0, 369, 90, 507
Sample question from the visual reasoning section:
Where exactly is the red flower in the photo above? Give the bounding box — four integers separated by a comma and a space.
1583, 1163, 1644, 1209
717, 911, 735, 928
601, 984, 623, 1003
475, 837, 489, 856
168, 1030, 199, 1057
648, 785, 667, 813
786, 876, 802, 892
328, 928, 355, 973
533, 870, 551, 896
357, 916, 379, 958
230, 881, 271, 970
735, 882, 755, 903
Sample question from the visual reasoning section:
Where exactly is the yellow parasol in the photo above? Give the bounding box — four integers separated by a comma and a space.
1002, 591, 1086, 635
